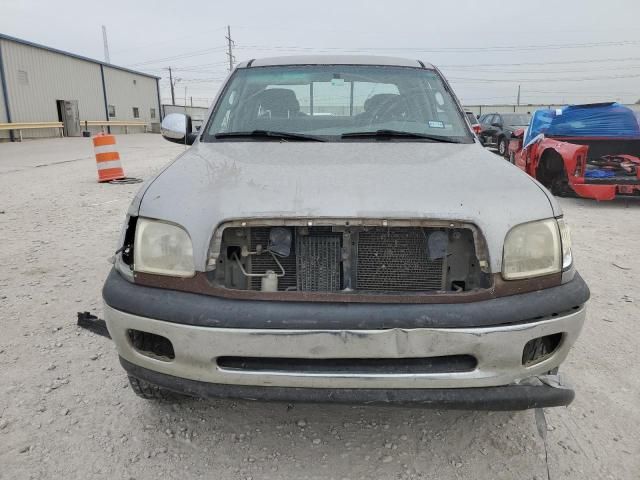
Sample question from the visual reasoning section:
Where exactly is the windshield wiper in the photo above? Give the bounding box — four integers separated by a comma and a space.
215, 130, 326, 142
341, 129, 461, 143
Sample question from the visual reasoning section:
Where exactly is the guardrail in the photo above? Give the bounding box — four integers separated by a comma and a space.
0, 122, 64, 141
82, 120, 148, 134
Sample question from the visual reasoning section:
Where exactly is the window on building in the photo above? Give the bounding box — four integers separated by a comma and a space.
17, 70, 29, 85
132, 107, 140, 118
108, 105, 116, 117
150, 108, 156, 119
133, 79, 137, 85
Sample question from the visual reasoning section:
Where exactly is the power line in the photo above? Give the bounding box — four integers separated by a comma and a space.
442, 65, 640, 75
178, 77, 228, 84
143, 62, 229, 72
146, 59, 640, 76
440, 56, 640, 68
164, 63, 229, 72
448, 72, 640, 83
126, 46, 228, 67
235, 39, 640, 54
110, 27, 228, 55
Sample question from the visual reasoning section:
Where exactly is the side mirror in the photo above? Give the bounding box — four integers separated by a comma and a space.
491, 122, 502, 128
161, 113, 197, 145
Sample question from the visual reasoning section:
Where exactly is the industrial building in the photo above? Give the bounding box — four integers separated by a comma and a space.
0, 33, 161, 141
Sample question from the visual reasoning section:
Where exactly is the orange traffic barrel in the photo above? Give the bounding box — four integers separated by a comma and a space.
92, 133, 125, 182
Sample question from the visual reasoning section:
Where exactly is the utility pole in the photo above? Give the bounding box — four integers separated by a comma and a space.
226, 25, 235, 72
102, 25, 110, 63
166, 67, 176, 105
516, 84, 521, 106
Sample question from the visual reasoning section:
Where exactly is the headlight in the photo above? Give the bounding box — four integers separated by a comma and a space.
557, 218, 573, 269
134, 218, 194, 277
502, 219, 562, 280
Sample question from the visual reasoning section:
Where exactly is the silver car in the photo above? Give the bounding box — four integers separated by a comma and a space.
103, 56, 589, 410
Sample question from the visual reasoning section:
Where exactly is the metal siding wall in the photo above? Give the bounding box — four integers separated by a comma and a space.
104, 67, 159, 133
1, 40, 105, 138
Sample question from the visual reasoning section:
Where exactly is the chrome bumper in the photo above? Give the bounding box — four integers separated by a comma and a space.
104, 303, 586, 389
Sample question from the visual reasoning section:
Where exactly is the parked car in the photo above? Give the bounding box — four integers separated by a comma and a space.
465, 111, 482, 135
508, 102, 640, 200
103, 56, 589, 410
479, 112, 531, 157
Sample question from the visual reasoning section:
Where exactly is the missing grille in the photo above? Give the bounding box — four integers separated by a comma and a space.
217, 223, 485, 294
248, 228, 297, 290
356, 228, 446, 291
296, 233, 342, 292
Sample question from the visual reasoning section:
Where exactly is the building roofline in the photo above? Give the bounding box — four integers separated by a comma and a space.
0, 32, 160, 79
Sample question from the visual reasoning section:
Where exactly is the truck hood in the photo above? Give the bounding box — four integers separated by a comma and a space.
137, 141, 558, 271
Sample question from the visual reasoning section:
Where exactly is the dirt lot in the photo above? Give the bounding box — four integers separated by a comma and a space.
1, 134, 638, 480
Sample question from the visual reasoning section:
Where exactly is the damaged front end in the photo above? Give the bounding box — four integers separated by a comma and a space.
205, 219, 491, 297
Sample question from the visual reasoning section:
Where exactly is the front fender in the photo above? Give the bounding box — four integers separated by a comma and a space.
533, 138, 588, 179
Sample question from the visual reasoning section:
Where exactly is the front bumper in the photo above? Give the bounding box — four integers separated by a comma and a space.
105, 302, 586, 391
121, 357, 575, 410
103, 270, 588, 409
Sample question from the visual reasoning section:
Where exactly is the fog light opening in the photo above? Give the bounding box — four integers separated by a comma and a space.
522, 333, 563, 366
127, 329, 175, 361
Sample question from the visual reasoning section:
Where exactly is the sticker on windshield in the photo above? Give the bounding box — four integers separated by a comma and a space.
428, 121, 445, 128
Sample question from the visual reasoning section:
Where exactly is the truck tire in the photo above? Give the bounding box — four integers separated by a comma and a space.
498, 137, 508, 157
128, 375, 184, 401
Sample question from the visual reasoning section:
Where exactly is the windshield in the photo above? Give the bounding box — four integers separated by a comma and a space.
502, 114, 531, 126
203, 65, 473, 142
466, 112, 478, 124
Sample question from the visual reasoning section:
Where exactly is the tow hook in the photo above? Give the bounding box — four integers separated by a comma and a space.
77, 311, 111, 339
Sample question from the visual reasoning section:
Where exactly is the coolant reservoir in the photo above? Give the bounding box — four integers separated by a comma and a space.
261, 271, 279, 292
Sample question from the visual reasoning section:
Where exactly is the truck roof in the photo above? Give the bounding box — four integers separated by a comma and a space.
237, 55, 434, 69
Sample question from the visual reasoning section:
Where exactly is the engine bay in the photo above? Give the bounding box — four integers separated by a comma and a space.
209, 224, 490, 294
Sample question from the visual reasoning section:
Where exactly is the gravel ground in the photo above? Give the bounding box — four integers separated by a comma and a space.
1, 134, 638, 480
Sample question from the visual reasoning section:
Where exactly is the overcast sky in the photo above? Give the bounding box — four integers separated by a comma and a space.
2, 0, 640, 107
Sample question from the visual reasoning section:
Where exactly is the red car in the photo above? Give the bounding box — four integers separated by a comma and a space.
508, 103, 640, 200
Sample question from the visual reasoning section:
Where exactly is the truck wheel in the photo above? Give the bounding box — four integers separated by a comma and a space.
128, 375, 184, 401
550, 174, 574, 197
498, 138, 508, 157
537, 151, 574, 197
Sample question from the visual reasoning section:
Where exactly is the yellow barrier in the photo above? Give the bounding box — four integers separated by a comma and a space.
0, 122, 64, 141
82, 120, 148, 134
0, 120, 148, 140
